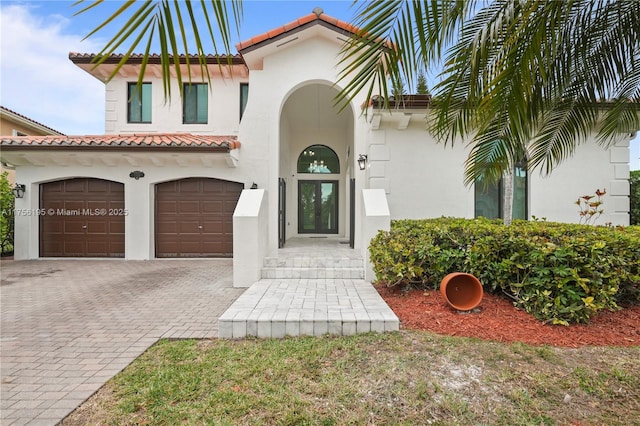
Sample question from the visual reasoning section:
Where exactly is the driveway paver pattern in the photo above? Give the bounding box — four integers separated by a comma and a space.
0, 259, 244, 426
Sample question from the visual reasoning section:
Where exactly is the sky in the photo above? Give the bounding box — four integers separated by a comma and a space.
1, 0, 638, 170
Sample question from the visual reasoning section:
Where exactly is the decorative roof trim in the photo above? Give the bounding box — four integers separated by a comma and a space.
68, 53, 245, 66
236, 11, 360, 53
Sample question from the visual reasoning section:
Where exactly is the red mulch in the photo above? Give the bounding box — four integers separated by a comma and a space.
376, 285, 640, 348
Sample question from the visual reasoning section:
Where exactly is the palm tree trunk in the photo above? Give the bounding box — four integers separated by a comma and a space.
502, 167, 514, 226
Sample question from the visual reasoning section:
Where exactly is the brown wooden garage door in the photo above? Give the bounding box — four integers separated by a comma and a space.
155, 178, 243, 257
40, 178, 125, 257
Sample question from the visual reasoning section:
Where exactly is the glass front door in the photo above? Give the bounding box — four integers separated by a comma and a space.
298, 180, 338, 234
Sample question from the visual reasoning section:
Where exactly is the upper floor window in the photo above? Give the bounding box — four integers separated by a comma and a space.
183, 83, 208, 124
475, 162, 528, 220
12, 130, 27, 136
127, 82, 152, 123
297, 145, 340, 174
240, 83, 249, 121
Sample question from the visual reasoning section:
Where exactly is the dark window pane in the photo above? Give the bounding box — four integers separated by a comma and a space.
475, 178, 501, 219
513, 166, 527, 220
240, 83, 249, 120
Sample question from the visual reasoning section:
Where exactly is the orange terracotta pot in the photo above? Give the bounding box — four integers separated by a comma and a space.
440, 273, 483, 311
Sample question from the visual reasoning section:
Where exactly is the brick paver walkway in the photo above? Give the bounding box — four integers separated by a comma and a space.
0, 259, 243, 426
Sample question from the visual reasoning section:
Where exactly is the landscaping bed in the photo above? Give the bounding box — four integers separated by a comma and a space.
370, 218, 640, 325
377, 285, 640, 347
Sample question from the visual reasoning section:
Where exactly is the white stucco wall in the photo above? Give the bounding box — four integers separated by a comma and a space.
104, 71, 249, 135
364, 118, 631, 226
529, 136, 630, 225
366, 121, 473, 219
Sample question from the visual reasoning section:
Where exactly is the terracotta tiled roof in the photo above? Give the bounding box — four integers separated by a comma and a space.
0, 106, 65, 136
236, 9, 360, 51
0, 133, 240, 151
69, 53, 245, 65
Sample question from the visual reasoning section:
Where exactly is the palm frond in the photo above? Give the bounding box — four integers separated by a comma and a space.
73, 0, 242, 99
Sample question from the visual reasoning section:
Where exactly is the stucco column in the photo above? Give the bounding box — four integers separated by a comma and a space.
124, 178, 152, 260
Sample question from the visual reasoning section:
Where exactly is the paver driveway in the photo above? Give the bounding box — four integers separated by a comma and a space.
0, 259, 244, 426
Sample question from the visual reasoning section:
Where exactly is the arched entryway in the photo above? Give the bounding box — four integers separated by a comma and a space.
279, 83, 354, 245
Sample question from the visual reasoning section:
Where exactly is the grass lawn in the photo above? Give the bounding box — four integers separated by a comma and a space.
63, 331, 639, 425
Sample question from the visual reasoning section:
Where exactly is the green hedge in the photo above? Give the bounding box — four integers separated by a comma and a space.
369, 218, 640, 325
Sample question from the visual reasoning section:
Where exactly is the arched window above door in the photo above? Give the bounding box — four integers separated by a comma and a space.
297, 145, 340, 174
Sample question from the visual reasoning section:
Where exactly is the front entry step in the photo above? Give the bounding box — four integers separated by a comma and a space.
219, 238, 399, 339
261, 267, 364, 279
218, 279, 399, 339
261, 255, 364, 279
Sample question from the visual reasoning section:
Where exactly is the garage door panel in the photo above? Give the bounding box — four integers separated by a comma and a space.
157, 200, 177, 214
157, 181, 178, 193
110, 241, 125, 254
64, 201, 85, 211
178, 201, 200, 214
87, 179, 109, 192
64, 180, 86, 192
87, 222, 107, 234
224, 200, 240, 213
203, 180, 223, 192
45, 181, 64, 193
201, 220, 223, 234
87, 201, 107, 210
179, 180, 200, 192
202, 200, 223, 212
155, 178, 243, 257
40, 178, 124, 257
63, 241, 86, 256
41, 240, 63, 254
157, 221, 177, 233
64, 221, 86, 234
202, 241, 226, 253
86, 241, 109, 255
110, 221, 125, 234
179, 221, 201, 233
42, 220, 62, 233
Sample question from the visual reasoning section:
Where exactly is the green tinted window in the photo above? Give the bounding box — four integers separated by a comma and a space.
183, 83, 208, 124
127, 82, 151, 123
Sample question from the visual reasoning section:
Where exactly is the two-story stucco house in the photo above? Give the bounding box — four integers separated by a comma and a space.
0, 10, 633, 286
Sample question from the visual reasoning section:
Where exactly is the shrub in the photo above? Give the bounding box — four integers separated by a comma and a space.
0, 172, 14, 255
369, 218, 640, 325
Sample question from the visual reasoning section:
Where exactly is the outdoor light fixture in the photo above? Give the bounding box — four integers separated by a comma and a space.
357, 154, 368, 171
129, 170, 145, 180
12, 183, 25, 199
251, 182, 258, 189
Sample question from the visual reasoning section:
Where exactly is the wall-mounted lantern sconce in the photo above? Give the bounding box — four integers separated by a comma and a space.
250, 182, 258, 189
129, 170, 145, 180
357, 154, 368, 171
12, 183, 26, 199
